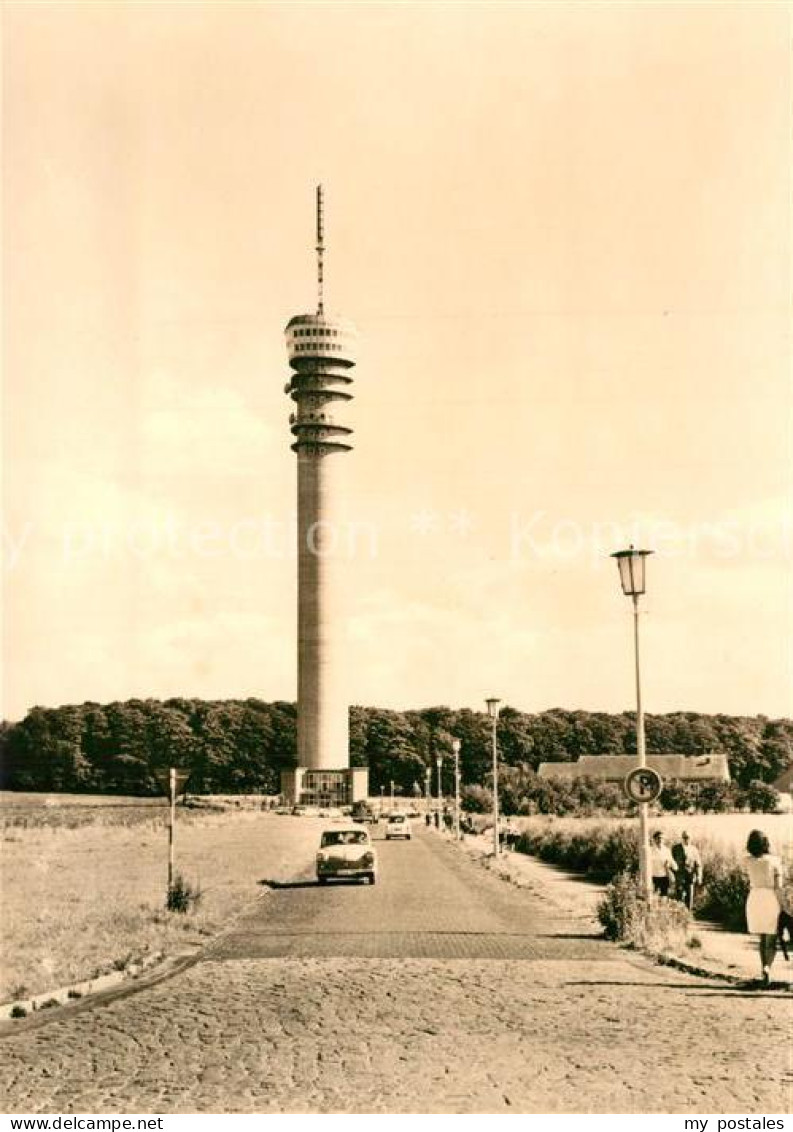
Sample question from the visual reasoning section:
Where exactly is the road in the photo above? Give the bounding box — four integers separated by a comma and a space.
1, 826, 790, 1114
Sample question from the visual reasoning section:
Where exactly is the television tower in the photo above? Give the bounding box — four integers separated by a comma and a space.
281, 187, 368, 807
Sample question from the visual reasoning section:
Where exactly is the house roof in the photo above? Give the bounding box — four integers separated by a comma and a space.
537, 753, 731, 783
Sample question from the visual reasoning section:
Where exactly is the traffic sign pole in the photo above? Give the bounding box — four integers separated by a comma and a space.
155, 767, 189, 899
168, 767, 176, 892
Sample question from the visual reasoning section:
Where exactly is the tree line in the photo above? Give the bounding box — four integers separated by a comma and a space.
1, 699, 790, 798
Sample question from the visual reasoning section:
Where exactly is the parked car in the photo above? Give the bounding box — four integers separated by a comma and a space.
385, 813, 412, 840
316, 827, 378, 885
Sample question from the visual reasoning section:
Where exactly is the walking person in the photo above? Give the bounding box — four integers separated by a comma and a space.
649, 830, 676, 897
744, 829, 784, 986
671, 830, 703, 909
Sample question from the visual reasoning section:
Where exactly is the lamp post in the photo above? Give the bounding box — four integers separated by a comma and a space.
390, 778, 395, 813
435, 752, 443, 830
451, 738, 461, 841
611, 545, 654, 899
424, 767, 431, 818
486, 698, 501, 856
379, 784, 384, 817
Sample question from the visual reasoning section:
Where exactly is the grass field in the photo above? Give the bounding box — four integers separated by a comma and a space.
0, 791, 171, 831
0, 795, 320, 1002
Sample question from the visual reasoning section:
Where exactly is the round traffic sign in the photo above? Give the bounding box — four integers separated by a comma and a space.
623, 766, 663, 804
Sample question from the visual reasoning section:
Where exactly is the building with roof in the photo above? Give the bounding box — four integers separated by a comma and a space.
537, 752, 730, 784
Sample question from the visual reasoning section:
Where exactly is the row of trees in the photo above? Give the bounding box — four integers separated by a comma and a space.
463, 767, 782, 818
1, 699, 791, 798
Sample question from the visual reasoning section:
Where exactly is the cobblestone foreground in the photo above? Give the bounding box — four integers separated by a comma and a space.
1, 956, 790, 1113
1, 830, 791, 1114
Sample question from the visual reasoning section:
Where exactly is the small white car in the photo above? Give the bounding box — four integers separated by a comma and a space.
316, 827, 378, 885
385, 813, 412, 840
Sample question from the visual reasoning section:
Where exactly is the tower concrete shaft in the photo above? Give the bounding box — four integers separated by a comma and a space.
296, 448, 347, 768
285, 314, 356, 773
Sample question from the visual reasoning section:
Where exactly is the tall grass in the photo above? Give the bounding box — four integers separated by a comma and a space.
517, 823, 639, 882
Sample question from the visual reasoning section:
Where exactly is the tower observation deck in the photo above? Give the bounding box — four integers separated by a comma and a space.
280, 188, 367, 808
284, 313, 357, 454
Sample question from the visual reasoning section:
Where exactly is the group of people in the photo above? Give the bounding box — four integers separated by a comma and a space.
651, 826, 788, 986
648, 829, 703, 907
426, 811, 520, 849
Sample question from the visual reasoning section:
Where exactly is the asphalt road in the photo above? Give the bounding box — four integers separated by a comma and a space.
1, 824, 791, 1114
211, 823, 606, 961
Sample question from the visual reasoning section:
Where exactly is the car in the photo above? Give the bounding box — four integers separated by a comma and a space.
316, 827, 378, 885
385, 813, 412, 840
350, 801, 378, 824
320, 807, 345, 821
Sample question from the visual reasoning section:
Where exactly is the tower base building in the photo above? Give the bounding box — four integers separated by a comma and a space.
281, 767, 369, 809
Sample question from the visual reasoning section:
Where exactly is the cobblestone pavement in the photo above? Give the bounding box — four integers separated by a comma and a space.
1, 830, 790, 1114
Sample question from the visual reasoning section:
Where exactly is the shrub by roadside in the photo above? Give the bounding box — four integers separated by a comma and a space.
597, 873, 691, 951
696, 848, 749, 931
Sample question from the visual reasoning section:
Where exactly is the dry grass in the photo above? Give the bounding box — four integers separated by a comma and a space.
0, 809, 321, 1002
0, 792, 170, 832
0, 792, 161, 808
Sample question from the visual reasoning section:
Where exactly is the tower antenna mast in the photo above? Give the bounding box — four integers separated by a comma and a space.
316, 183, 325, 315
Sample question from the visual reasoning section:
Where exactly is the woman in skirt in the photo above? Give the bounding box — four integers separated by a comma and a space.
745, 829, 784, 985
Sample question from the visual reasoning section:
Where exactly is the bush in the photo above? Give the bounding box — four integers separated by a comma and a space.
742, 780, 781, 814
166, 873, 202, 914
516, 822, 638, 882
598, 873, 691, 951
598, 873, 642, 941
696, 848, 748, 931
460, 785, 493, 814
659, 780, 697, 813
696, 782, 734, 813
10, 1004, 27, 1019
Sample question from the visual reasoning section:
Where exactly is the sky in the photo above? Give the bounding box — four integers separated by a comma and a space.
3, 1, 791, 722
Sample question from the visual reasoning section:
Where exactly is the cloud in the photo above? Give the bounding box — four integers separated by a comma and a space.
140, 371, 275, 476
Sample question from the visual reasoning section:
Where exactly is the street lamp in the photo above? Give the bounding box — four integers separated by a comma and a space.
379, 784, 384, 817
486, 698, 501, 856
390, 778, 395, 813
424, 766, 431, 819
435, 752, 443, 830
611, 545, 654, 898
451, 738, 461, 841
